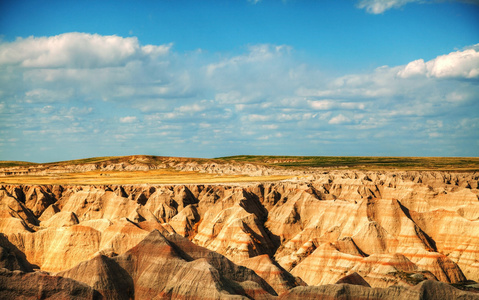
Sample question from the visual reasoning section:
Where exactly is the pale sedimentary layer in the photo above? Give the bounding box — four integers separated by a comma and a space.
0, 169, 478, 298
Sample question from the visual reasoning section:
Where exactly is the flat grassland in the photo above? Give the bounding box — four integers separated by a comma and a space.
217, 155, 479, 171
0, 169, 293, 185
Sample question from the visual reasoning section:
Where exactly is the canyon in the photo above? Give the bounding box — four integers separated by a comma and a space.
0, 155, 478, 299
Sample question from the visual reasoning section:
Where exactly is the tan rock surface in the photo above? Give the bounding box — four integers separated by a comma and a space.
239, 254, 306, 294
0, 234, 33, 272
110, 230, 276, 299
0, 268, 102, 300
278, 280, 479, 300
56, 254, 134, 300
335, 272, 371, 287
0, 166, 478, 298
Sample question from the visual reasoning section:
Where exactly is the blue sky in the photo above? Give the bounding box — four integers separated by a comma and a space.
0, 0, 478, 162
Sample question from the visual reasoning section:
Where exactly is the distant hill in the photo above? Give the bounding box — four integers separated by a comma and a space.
2, 154, 479, 171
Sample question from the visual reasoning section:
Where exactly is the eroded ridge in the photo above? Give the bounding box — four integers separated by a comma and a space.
1, 169, 479, 299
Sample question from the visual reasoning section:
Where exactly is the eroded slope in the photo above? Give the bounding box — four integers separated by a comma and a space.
1, 167, 478, 298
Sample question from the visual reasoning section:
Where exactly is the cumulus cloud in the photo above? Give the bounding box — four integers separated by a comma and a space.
357, 0, 479, 14
310, 100, 335, 110
424, 48, 479, 78
0, 33, 182, 108
397, 59, 427, 78
328, 114, 351, 125
398, 46, 479, 79
120, 116, 137, 123
1, 32, 478, 160
0, 33, 171, 68
357, 0, 419, 14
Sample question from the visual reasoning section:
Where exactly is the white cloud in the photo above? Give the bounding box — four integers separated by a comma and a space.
341, 102, 365, 110
247, 114, 271, 122
120, 116, 137, 123
328, 114, 351, 125
396, 59, 427, 78
206, 44, 289, 76
141, 43, 172, 57
25, 88, 75, 102
263, 124, 279, 130
309, 100, 365, 110
426, 48, 479, 78
177, 103, 205, 113
0, 32, 171, 68
398, 47, 479, 79
1, 32, 478, 160
357, 0, 479, 14
310, 100, 335, 110
0, 33, 184, 108
205, 44, 296, 97
357, 0, 418, 14
446, 92, 470, 103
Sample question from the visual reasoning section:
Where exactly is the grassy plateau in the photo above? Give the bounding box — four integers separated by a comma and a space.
216, 155, 479, 171
0, 155, 478, 185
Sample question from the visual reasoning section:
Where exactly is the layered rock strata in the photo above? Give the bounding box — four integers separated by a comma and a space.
0, 170, 478, 298
0, 155, 292, 177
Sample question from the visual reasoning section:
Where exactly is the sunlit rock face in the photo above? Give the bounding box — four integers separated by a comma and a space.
1, 169, 478, 298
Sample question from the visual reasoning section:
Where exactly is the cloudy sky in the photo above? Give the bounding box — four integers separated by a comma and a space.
0, 0, 478, 162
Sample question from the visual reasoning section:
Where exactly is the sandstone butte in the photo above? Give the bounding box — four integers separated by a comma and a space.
0, 155, 478, 299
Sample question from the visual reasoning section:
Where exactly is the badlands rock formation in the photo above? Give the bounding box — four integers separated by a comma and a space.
0, 155, 291, 177
0, 157, 478, 299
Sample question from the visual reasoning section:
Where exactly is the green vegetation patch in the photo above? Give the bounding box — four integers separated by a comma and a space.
46, 156, 124, 166
0, 161, 38, 168
2, 155, 479, 171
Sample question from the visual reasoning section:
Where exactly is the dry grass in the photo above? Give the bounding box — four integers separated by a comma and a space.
0, 161, 39, 168
217, 155, 479, 171
0, 169, 293, 185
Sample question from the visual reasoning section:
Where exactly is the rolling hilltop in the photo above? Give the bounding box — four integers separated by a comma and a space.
2, 154, 479, 170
